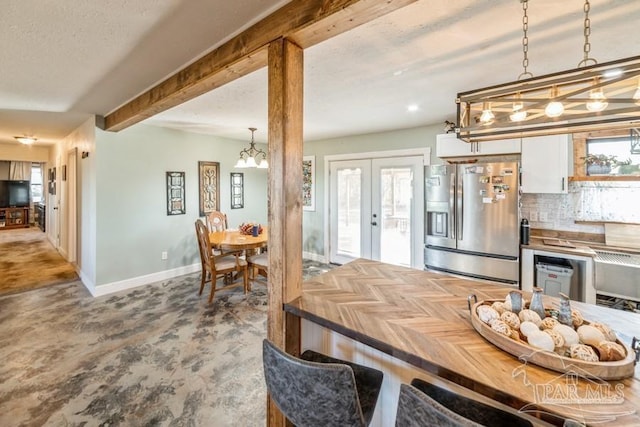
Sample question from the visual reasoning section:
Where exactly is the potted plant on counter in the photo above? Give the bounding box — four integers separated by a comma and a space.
583, 154, 617, 175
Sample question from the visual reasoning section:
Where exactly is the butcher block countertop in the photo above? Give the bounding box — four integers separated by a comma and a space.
285, 259, 640, 426
523, 236, 598, 257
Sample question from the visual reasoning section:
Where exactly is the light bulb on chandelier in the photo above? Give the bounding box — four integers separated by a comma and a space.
545, 86, 564, 118
509, 93, 527, 122
633, 78, 640, 106
585, 78, 608, 112
479, 102, 495, 125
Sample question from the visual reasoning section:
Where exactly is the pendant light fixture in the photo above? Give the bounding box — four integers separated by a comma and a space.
234, 127, 268, 169
455, 0, 640, 142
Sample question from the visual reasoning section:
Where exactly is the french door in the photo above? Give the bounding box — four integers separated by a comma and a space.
328, 156, 424, 267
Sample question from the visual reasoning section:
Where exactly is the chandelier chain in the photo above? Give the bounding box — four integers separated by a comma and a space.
518, 0, 533, 80
578, 0, 596, 67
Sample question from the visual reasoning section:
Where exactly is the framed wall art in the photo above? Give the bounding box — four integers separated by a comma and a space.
302, 155, 315, 211
198, 161, 220, 216
166, 171, 186, 215
230, 172, 244, 209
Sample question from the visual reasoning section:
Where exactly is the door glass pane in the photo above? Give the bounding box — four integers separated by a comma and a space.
336, 168, 362, 258
379, 167, 412, 266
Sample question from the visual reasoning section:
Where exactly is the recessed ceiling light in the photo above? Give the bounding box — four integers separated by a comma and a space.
407, 104, 419, 112
393, 70, 404, 76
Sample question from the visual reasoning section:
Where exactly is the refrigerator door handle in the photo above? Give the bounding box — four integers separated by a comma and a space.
457, 170, 463, 241
449, 169, 456, 240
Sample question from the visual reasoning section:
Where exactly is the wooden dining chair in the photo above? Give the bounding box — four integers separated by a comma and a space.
247, 251, 268, 287
195, 219, 248, 303
206, 210, 228, 232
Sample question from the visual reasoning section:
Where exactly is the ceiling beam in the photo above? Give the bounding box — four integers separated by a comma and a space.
102, 0, 417, 132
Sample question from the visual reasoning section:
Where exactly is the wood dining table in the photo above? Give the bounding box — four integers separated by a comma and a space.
209, 227, 268, 253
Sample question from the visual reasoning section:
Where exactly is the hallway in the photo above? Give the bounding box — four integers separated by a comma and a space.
0, 226, 78, 296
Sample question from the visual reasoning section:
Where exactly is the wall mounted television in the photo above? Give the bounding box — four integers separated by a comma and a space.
0, 180, 31, 208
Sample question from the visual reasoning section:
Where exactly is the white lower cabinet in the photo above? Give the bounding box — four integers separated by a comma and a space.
521, 134, 570, 194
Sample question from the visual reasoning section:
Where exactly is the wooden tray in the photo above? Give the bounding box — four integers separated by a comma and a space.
470, 299, 636, 380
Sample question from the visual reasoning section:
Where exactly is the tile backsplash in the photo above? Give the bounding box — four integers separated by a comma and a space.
521, 181, 640, 234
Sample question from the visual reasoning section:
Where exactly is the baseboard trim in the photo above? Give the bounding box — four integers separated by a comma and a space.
84, 253, 327, 298
303, 251, 328, 263
86, 263, 201, 297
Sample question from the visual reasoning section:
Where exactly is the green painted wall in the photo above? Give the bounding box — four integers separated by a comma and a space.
302, 123, 443, 258
94, 124, 267, 286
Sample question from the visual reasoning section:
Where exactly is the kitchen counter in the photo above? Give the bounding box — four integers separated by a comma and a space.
285, 259, 640, 426
521, 236, 640, 305
523, 236, 597, 258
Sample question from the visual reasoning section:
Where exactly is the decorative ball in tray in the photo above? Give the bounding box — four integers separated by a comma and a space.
469, 290, 636, 380
239, 223, 263, 235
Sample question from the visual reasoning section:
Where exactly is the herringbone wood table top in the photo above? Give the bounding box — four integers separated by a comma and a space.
286, 259, 640, 426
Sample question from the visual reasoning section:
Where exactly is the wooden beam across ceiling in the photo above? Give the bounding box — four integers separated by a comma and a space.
102, 0, 418, 132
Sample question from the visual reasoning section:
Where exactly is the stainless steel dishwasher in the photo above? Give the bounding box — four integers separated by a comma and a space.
594, 250, 640, 302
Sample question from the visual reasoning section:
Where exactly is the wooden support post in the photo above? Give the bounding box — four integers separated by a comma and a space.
267, 37, 304, 427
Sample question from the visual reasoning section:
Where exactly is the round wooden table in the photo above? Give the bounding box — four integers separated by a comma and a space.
209, 227, 268, 252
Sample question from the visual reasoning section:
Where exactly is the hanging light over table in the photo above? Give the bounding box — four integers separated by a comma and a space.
456, 0, 640, 142
234, 127, 268, 169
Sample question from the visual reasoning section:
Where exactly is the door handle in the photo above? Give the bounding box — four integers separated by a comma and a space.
53, 207, 59, 210
371, 222, 378, 226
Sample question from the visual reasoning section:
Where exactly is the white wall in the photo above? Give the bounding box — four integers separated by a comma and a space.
302, 124, 442, 258
51, 117, 97, 286
93, 124, 267, 287
0, 142, 50, 163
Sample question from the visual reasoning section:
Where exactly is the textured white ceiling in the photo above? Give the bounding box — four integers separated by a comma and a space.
0, 0, 290, 144
1, 0, 639, 145
145, 0, 640, 143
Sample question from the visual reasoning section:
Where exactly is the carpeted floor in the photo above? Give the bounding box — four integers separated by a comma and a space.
0, 227, 78, 296
0, 259, 335, 426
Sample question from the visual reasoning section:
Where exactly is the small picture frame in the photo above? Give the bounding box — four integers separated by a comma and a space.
166, 171, 186, 215
230, 172, 244, 209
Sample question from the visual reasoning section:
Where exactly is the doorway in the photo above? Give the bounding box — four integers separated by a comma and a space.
326, 150, 427, 268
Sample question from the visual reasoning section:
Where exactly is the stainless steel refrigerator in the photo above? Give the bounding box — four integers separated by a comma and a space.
424, 162, 520, 284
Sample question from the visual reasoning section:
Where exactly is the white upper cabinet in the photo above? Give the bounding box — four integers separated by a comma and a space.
521, 134, 570, 194
436, 133, 521, 158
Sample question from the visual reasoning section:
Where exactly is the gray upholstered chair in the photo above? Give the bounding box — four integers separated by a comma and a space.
395, 377, 533, 427
262, 339, 383, 427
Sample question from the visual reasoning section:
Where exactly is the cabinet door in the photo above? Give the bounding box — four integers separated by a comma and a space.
475, 138, 521, 155
436, 134, 521, 158
436, 133, 475, 157
521, 134, 569, 194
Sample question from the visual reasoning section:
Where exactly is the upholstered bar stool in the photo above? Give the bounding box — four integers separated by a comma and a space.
396, 377, 535, 427
262, 339, 383, 427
